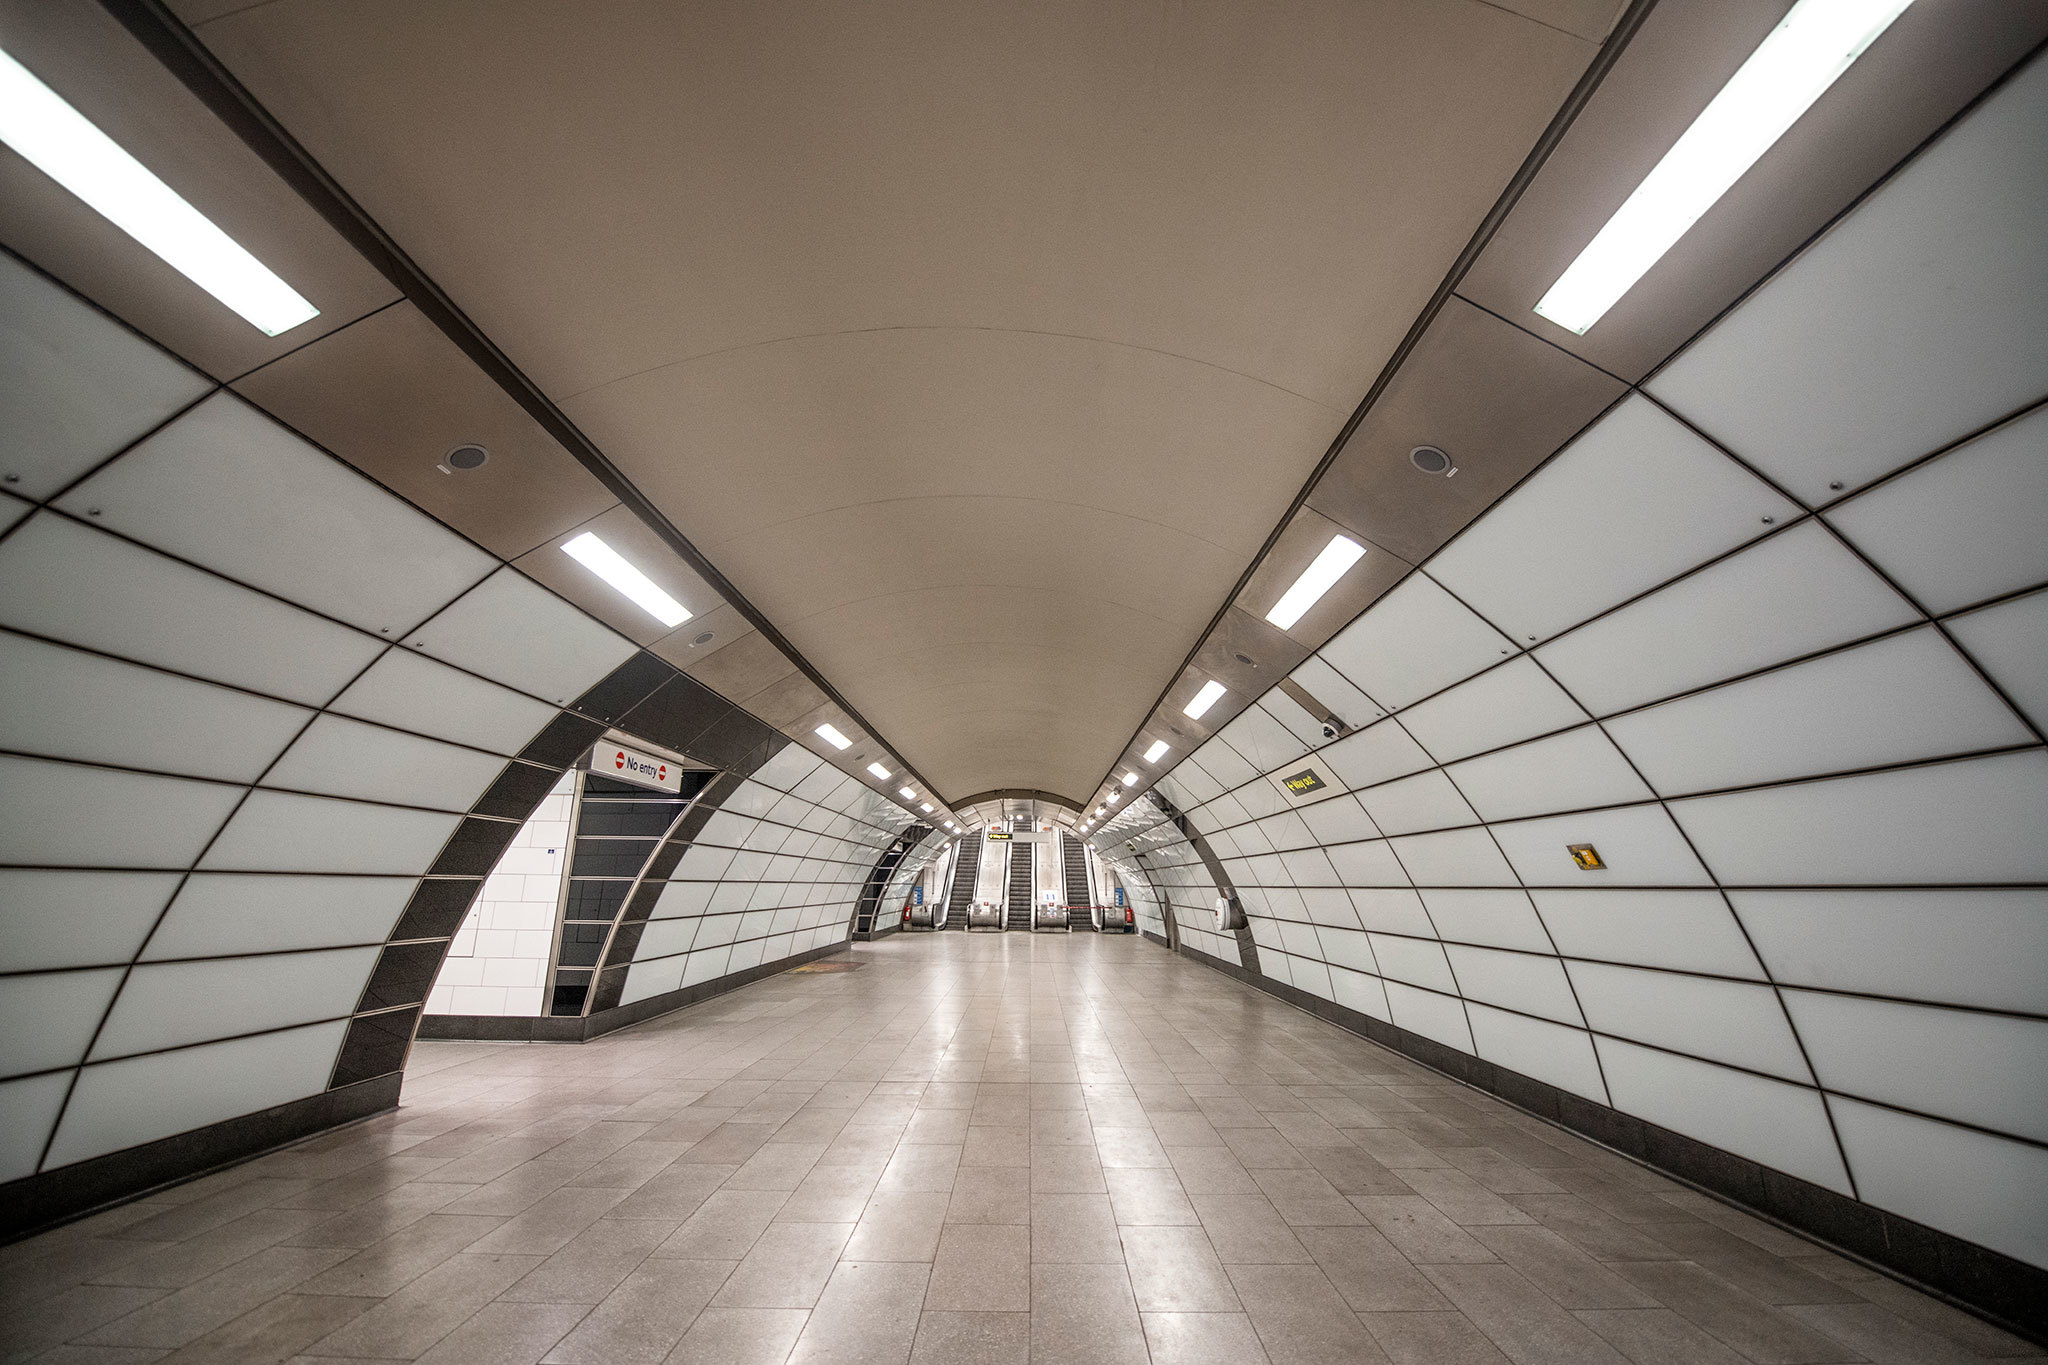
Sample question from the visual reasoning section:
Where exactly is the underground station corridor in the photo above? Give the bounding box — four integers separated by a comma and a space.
1, 0, 2046, 1361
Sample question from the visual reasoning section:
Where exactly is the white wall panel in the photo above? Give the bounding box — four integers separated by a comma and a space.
620, 959, 685, 1006
1607, 628, 2030, 796
1489, 804, 1710, 887
1365, 934, 1457, 993
1429, 396, 1797, 643
0, 1072, 71, 1183
92, 947, 377, 1059
1287, 656, 1380, 731
1357, 770, 1479, 837
1595, 1038, 1850, 1194
1383, 981, 1473, 1053
1297, 888, 1361, 931
0, 756, 240, 869
1532, 890, 1762, 979
1733, 889, 2048, 1014
1568, 961, 1808, 1081
0, 966, 122, 1078
1943, 588, 2048, 734
0, 517, 384, 706
1218, 705, 1309, 775
1446, 726, 1651, 822
405, 567, 638, 706
1419, 889, 1552, 952
1398, 658, 1586, 765
1317, 574, 1513, 711
263, 714, 505, 812
1329, 966, 1390, 1022
198, 791, 462, 874
1327, 841, 1415, 895
328, 648, 557, 757
145, 875, 413, 959
1671, 751, 2048, 886
1466, 1004, 1607, 1103
1829, 1097, 2048, 1269
1783, 991, 2048, 1143
46, 1020, 347, 1168
0, 253, 210, 499
1537, 525, 1918, 718
1315, 926, 1378, 974
1648, 53, 2048, 503
1386, 828, 1516, 887
58, 394, 496, 635
1192, 741, 1260, 794
1299, 796, 1379, 846
0, 871, 176, 971
1317, 721, 1433, 791
1443, 946, 1581, 1025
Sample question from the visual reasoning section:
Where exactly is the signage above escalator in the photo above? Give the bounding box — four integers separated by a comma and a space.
583, 741, 684, 793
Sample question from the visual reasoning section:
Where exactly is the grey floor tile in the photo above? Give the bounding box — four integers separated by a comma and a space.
1030, 1264, 1150, 1365
1420, 1263, 1631, 1365
1467, 1225, 1659, 1310
1613, 1260, 1864, 1364
542, 1258, 735, 1364
908, 1310, 1027, 1365
1783, 1300, 2001, 1364
1295, 1225, 1451, 1312
654, 1189, 791, 1260
1142, 1310, 1273, 1364
1192, 1194, 1313, 1264
713, 1222, 855, 1308
1031, 1192, 1124, 1263
1361, 1310, 1514, 1364
414, 1301, 590, 1364
786, 1260, 929, 1365
501, 1217, 682, 1304
302, 1252, 541, 1360
1226, 1262, 1392, 1365
1120, 1225, 1241, 1312
664, 1307, 809, 1365
1574, 1308, 1753, 1365
924, 1224, 1030, 1312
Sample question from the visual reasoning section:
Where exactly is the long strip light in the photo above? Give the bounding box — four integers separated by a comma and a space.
920, 803, 934, 813
815, 723, 853, 750
561, 532, 691, 627
1121, 772, 1139, 786
0, 48, 319, 336
1535, 0, 1914, 334
1265, 535, 1366, 630
899, 786, 917, 800
1143, 741, 1171, 764
1183, 679, 1227, 720
866, 762, 891, 780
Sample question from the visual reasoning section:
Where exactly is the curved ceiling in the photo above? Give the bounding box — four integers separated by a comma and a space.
169, 0, 1615, 802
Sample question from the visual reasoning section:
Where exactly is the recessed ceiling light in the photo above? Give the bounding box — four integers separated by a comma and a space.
1143, 741, 1170, 764
1121, 772, 1139, 787
866, 762, 891, 780
1183, 679, 1227, 720
945, 821, 956, 830
1265, 534, 1366, 630
815, 723, 853, 750
1095, 806, 1105, 816
899, 787, 917, 800
0, 48, 320, 336
561, 532, 690, 627
1535, 0, 1914, 334
920, 803, 934, 813
1107, 792, 1119, 803
437, 443, 489, 474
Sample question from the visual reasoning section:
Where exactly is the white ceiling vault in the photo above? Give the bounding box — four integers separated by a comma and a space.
163, 0, 1621, 805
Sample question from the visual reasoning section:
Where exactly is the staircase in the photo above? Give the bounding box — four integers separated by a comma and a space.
1005, 842, 1034, 930
1060, 831, 1094, 931
943, 836, 981, 929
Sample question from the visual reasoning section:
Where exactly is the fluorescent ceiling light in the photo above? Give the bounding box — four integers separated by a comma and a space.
0, 49, 320, 337
1095, 806, 1105, 816
1143, 740, 1171, 764
865, 762, 890, 780
815, 723, 853, 750
920, 803, 934, 813
1183, 679, 1227, 720
1265, 535, 1366, 630
1534, 0, 1914, 334
561, 532, 691, 627
945, 822, 956, 830
1107, 793, 1119, 804
899, 787, 917, 800
1121, 772, 1139, 787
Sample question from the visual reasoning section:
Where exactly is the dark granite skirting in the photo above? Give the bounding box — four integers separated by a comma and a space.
417, 941, 850, 1043
1171, 939, 2048, 1346
0, 1072, 402, 1243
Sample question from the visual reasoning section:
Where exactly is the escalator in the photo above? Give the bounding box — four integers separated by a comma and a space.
1059, 830, 1095, 931
1005, 841, 1033, 930
943, 836, 981, 929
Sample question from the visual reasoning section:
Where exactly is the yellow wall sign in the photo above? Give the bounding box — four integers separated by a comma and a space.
986, 830, 1012, 840
1567, 843, 1605, 870
1280, 768, 1326, 796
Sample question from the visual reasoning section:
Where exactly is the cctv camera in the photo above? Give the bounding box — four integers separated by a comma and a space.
1320, 722, 1339, 741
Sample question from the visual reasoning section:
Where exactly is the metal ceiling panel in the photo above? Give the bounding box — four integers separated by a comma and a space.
511, 503, 725, 648
1232, 504, 1414, 655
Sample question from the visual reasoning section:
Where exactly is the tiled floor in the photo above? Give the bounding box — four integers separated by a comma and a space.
3, 932, 2039, 1364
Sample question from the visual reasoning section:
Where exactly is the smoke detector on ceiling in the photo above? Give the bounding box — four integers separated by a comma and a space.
1409, 445, 1457, 477
438, 443, 489, 474
689, 631, 716, 647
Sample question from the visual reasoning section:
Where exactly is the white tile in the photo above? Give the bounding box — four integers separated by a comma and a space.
1446, 725, 1651, 822
1383, 981, 1474, 1053
1532, 890, 1763, 979
92, 947, 377, 1060
1317, 720, 1433, 791
1329, 966, 1391, 1022
1828, 403, 2048, 615
1430, 396, 1799, 643
1287, 656, 1381, 732
1386, 828, 1517, 887
1489, 804, 1711, 887
198, 791, 463, 874
1648, 54, 2048, 503
46, 1019, 347, 1168
683, 945, 733, 985
1567, 961, 1809, 1081
0, 754, 240, 869
1315, 925, 1379, 974
1298, 796, 1380, 846
405, 567, 639, 706
0, 1071, 72, 1182
0, 967, 123, 1078
1192, 740, 1261, 794
1671, 751, 2048, 886
327, 647, 558, 757
1398, 658, 1587, 765
1366, 934, 1457, 993
0, 871, 177, 972
1943, 588, 2048, 734
145, 874, 415, 959
1298, 888, 1361, 930
1345, 888, 1434, 937
1537, 524, 1918, 717
622, 959, 686, 1006
1218, 704, 1310, 776
1733, 889, 2048, 1014
1784, 992, 2048, 1144
0, 252, 210, 499
1318, 574, 1514, 711
1595, 1037, 1849, 1194
1466, 1004, 1607, 1103
58, 393, 496, 634
0, 516, 385, 706
1418, 889, 1552, 952
1828, 1097, 2048, 1269
1606, 628, 2030, 797
263, 714, 506, 812
1444, 945, 1581, 1025
1356, 771, 1478, 837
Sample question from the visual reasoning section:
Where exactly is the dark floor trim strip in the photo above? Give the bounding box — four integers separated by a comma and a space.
416, 941, 851, 1043
1170, 940, 2048, 1345
0, 1073, 401, 1244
